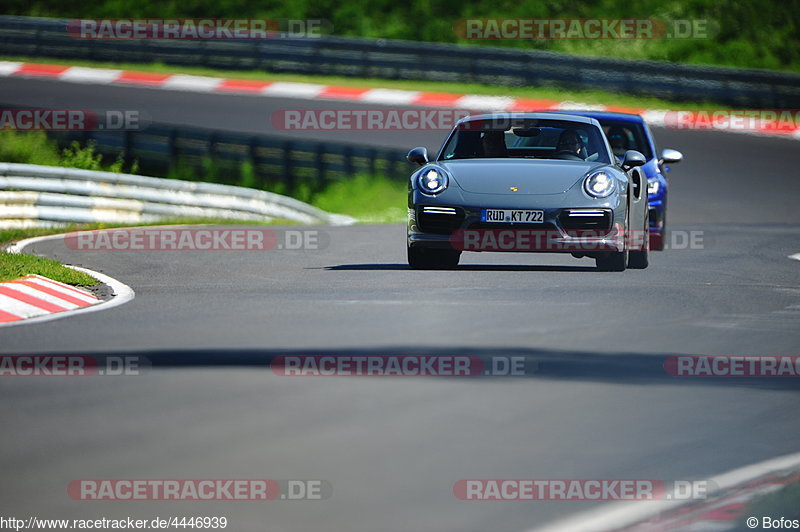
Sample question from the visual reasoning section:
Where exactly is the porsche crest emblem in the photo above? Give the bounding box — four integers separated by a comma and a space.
509, 186, 519, 192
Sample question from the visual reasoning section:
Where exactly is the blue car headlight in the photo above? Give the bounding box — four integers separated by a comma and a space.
418, 167, 448, 195
583, 172, 616, 198
647, 179, 660, 195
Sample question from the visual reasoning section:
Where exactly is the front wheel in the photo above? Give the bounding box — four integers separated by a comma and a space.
595, 250, 628, 271
408, 246, 461, 270
628, 210, 649, 269
628, 247, 649, 269
596, 206, 629, 271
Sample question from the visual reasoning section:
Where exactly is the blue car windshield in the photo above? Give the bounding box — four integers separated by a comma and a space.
596, 119, 654, 160
440, 118, 611, 164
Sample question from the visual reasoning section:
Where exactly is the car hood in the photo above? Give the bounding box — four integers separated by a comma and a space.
438, 159, 606, 195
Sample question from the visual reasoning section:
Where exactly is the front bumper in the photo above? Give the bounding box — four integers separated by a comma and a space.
408, 201, 629, 253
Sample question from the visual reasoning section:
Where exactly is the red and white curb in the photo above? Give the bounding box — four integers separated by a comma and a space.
1, 233, 134, 327
0, 274, 100, 323
530, 450, 800, 532
1, 61, 798, 140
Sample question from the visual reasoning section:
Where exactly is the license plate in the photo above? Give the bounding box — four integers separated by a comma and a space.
481, 209, 544, 223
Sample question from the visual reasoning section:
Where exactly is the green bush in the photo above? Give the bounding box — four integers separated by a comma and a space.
0, 131, 135, 172
61, 140, 103, 171
5, 0, 799, 72
0, 130, 61, 165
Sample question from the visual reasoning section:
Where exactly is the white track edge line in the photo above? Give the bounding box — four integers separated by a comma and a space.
0, 233, 135, 327
528, 449, 800, 532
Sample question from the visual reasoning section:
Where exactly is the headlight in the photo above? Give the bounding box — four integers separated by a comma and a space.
647, 179, 660, 195
418, 167, 448, 195
583, 172, 615, 198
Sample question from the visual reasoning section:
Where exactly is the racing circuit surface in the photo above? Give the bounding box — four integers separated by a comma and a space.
1, 76, 800, 531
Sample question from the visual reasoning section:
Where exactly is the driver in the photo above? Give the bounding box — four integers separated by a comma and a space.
555, 129, 585, 159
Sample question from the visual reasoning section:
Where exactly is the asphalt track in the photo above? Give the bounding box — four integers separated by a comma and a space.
1, 76, 800, 531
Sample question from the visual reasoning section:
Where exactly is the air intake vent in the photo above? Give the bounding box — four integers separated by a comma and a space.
417, 206, 465, 234
559, 209, 613, 233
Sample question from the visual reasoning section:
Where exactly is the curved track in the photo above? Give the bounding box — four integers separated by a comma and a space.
1, 76, 799, 531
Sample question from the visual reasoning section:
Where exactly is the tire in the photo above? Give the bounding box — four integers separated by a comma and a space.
651, 209, 666, 251
628, 209, 649, 269
408, 246, 460, 270
595, 250, 628, 271
595, 203, 629, 271
628, 248, 649, 269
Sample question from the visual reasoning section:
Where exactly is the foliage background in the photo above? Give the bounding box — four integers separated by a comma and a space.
5, 0, 799, 72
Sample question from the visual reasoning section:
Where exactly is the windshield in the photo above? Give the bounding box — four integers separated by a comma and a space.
440, 118, 611, 164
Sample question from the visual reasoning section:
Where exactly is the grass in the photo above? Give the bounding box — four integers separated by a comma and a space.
311, 174, 407, 224
0, 252, 97, 285
0, 129, 135, 172
0, 55, 729, 112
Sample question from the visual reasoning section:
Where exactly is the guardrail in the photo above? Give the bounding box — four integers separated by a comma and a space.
0, 163, 355, 229
1, 15, 799, 107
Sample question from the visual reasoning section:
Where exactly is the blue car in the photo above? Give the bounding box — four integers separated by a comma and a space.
545, 111, 682, 250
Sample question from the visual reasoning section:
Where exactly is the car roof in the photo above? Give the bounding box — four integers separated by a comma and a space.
544, 110, 646, 123
457, 112, 602, 127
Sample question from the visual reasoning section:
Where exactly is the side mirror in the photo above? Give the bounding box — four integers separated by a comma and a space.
660, 148, 683, 165
621, 150, 646, 169
407, 147, 429, 166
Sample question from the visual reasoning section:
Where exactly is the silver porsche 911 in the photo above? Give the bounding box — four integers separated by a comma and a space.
406, 112, 650, 271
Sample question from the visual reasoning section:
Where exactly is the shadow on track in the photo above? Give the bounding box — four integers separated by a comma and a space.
323, 264, 598, 272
